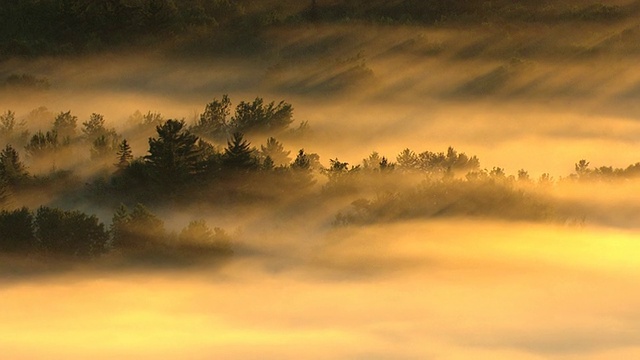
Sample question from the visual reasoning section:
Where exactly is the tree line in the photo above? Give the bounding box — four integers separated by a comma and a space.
0, 94, 638, 258
0, 203, 231, 259
0, 1, 629, 58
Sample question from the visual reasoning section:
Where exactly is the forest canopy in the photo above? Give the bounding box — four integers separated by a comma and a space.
0, 1, 634, 57
0, 95, 637, 263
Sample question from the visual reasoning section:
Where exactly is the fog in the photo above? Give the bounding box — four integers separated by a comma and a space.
3, 220, 640, 359
2, 10, 640, 359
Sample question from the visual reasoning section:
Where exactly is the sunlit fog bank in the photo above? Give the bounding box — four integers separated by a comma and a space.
4, 18, 640, 175
3, 220, 640, 359
2, 2, 640, 359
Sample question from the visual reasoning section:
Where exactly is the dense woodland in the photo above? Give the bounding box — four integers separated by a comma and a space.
0, 94, 637, 261
0, 1, 637, 57
1, 1, 639, 262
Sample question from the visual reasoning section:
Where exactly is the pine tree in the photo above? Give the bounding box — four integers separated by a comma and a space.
222, 132, 258, 171
115, 139, 133, 170
0, 145, 28, 186
260, 137, 291, 167
145, 119, 201, 185
192, 95, 231, 141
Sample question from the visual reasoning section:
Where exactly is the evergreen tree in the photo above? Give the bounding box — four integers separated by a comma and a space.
230, 97, 294, 135
290, 149, 316, 188
145, 119, 201, 185
222, 132, 258, 171
396, 148, 419, 171
0, 207, 36, 253
260, 137, 291, 167
0, 145, 28, 186
115, 139, 133, 170
192, 95, 231, 141
34, 206, 108, 257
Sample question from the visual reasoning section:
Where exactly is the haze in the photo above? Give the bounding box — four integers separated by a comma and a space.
1, 1, 640, 359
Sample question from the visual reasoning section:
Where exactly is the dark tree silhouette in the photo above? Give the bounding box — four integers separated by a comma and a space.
0, 207, 36, 253
290, 149, 316, 188
230, 98, 294, 135
192, 94, 231, 141
145, 119, 201, 186
34, 206, 108, 257
115, 139, 133, 170
90, 132, 120, 160
0, 145, 28, 186
222, 132, 258, 171
25, 130, 58, 158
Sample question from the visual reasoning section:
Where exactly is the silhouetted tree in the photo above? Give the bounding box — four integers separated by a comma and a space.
262, 155, 275, 170
517, 169, 531, 182
230, 97, 294, 135
115, 139, 133, 170
0, 207, 36, 253
575, 159, 590, 179
192, 95, 231, 141
34, 206, 108, 257
290, 149, 316, 188
222, 132, 258, 171
90, 132, 120, 160
0, 145, 28, 186
145, 119, 201, 186
0, 110, 29, 145
260, 137, 291, 167
379, 157, 394, 171
25, 130, 58, 158
52, 111, 77, 140
82, 113, 106, 140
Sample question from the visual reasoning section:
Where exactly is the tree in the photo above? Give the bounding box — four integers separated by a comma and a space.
191, 95, 231, 141
0, 207, 36, 254
178, 219, 232, 254
82, 113, 106, 140
25, 130, 58, 158
115, 139, 133, 170
0, 145, 28, 186
363, 151, 382, 170
396, 148, 419, 171
0, 110, 29, 144
52, 111, 78, 140
145, 119, 201, 185
259, 137, 291, 167
222, 132, 258, 171
517, 169, 531, 182
90, 131, 120, 160
289, 149, 316, 188
110, 203, 165, 252
575, 159, 590, 179
291, 148, 311, 170
230, 97, 294, 135
34, 206, 108, 257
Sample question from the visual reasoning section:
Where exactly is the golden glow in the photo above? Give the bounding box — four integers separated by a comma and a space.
2, 221, 640, 359
2, 13, 640, 359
